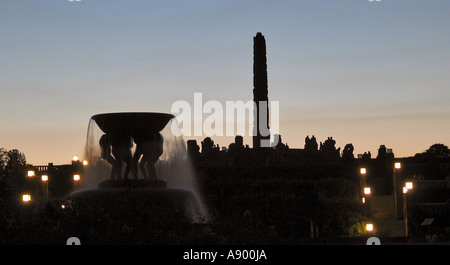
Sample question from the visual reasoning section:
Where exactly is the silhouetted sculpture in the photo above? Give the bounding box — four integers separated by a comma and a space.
362, 151, 372, 160
235, 135, 244, 148
100, 134, 114, 165
228, 135, 245, 153
201, 137, 215, 155
305, 135, 318, 152
100, 133, 130, 179
110, 134, 133, 180
320, 137, 335, 152
274, 134, 288, 150
133, 133, 164, 180
187, 139, 200, 159
311, 135, 318, 150
253, 32, 270, 149
376, 145, 387, 160
320, 137, 340, 158
342, 143, 354, 161
92, 112, 174, 182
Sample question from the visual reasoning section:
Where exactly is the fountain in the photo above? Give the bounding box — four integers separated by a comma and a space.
66, 112, 209, 224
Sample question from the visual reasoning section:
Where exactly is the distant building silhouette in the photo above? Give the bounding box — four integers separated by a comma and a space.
253, 32, 270, 149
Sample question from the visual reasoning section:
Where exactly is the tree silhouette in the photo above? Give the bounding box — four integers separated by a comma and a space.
414, 143, 450, 161
0, 148, 8, 171
425, 143, 450, 158
6, 149, 27, 169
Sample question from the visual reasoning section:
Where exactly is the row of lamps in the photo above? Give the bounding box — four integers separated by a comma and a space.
360, 162, 414, 235
21, 155, 88, 203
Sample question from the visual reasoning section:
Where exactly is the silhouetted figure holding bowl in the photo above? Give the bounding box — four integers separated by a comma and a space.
133, 133, 164, 180
110, 134, 133, 180
99, 134, 117, 179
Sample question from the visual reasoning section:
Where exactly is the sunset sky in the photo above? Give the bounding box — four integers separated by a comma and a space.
1, 0, 449, 165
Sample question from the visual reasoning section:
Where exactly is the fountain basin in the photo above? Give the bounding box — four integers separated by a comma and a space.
67, 184, 203, 223
98, 179, 167, 189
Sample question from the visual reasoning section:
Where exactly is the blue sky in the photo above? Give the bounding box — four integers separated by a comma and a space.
1, 0, 449, 164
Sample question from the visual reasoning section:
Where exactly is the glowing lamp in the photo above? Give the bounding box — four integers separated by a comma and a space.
360, 168, 367, 175
27, 170, 35, 177
73, 174, 81, 181
362, 197, 366, 204
366, 223, 374, 232
41, 175, 48, 182
394, 162, 401, 169
403, 187, 408, 194
72, 155, 79, 162
22, 194, 31, 203
405, 181, 413, 190
82, 160, 89, 166
364, 187, 371, 195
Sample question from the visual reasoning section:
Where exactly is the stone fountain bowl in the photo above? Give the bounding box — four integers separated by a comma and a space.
91, 112, 175, 137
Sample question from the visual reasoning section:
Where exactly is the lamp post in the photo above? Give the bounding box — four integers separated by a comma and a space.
393, 162, 403, 220
41, 175, 49, 200
402, 180, 413, 237
359, 167, 369, 207
360, 167, 367, 187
